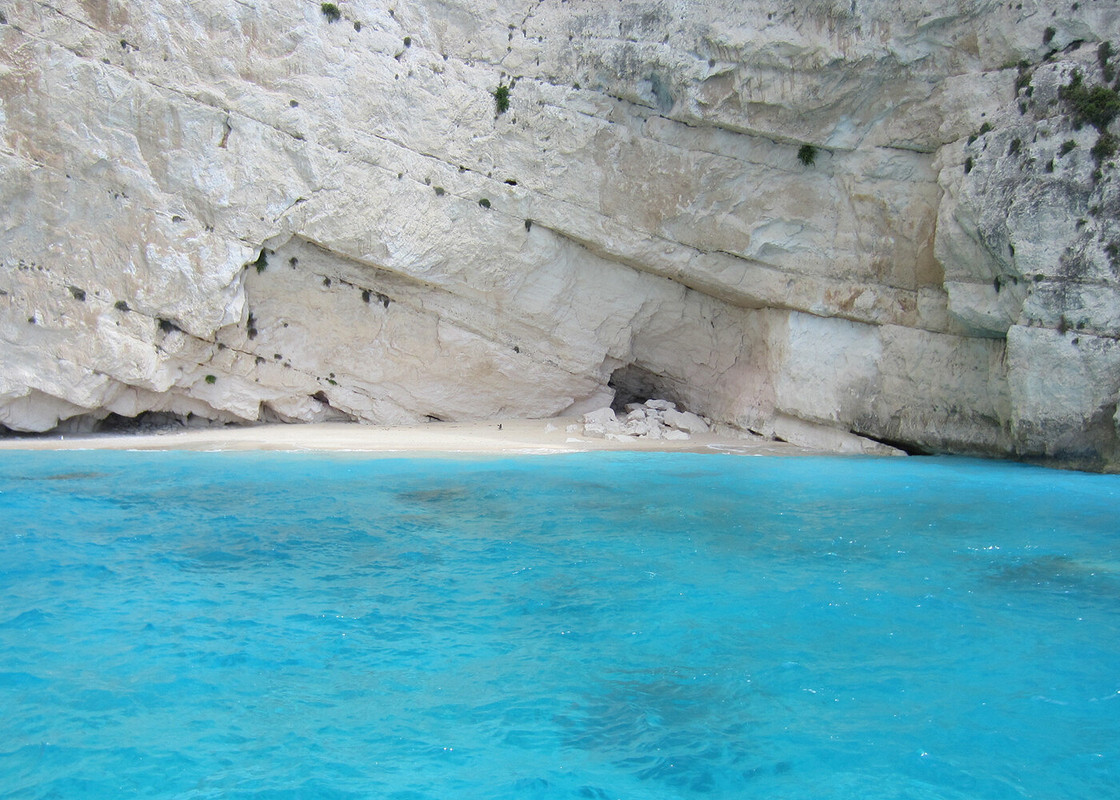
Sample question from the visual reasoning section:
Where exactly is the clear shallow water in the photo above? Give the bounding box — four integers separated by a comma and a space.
0, 452, 1118, 800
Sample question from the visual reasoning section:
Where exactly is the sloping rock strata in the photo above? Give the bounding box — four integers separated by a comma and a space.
1, 1, 1118, 469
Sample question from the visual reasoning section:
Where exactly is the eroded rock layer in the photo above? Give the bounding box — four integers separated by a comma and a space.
1, 1, 1118, 468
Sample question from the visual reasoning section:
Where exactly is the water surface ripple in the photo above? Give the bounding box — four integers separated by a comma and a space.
0, 452, 1117, 799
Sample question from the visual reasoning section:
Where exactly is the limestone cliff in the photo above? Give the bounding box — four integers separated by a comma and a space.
1, 0, 1118, 469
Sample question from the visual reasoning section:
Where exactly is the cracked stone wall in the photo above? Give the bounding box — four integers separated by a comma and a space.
1, 0, 1118, 468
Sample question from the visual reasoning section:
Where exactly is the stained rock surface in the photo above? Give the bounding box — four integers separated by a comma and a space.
1, 1, 1118, 468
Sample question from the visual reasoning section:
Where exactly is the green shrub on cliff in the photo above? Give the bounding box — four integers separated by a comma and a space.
797, 144, 816, 166
321, 3, 341, 23
1060, 71, 1120, 179
1060, 71, 1120, 131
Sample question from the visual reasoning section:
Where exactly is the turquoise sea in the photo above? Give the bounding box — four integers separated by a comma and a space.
0, 451, 1118, 799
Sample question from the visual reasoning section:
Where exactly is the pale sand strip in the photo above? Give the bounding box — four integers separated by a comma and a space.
0, 417, 812, 456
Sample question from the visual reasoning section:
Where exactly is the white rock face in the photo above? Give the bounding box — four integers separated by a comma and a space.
0, 1, 1118, 468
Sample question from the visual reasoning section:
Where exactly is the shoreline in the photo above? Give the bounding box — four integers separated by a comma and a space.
0, 417, 819, 456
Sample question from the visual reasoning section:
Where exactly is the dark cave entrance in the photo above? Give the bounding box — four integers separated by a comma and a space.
607, 364, 681, 412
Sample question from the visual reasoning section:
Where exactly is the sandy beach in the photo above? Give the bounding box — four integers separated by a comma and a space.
0, 417, 812, 456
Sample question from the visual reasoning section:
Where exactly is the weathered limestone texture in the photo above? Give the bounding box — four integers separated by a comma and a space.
1, 1, 1118, 468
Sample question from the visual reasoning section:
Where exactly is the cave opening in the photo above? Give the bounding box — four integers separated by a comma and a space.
608, 364, 681, 412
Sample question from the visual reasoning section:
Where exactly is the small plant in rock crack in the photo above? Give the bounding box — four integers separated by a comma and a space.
797, 144, 816, 166
320, 3, 341, 23
1014, 61, 1032, 94
1100, 42, 1116, 83
1105, 241, 1120, 274
1091, 132, 1117, 168
968, 122, 992, 145
253, 251, 268, 273
493, 84, 510, 114
205, 375, 217, 384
